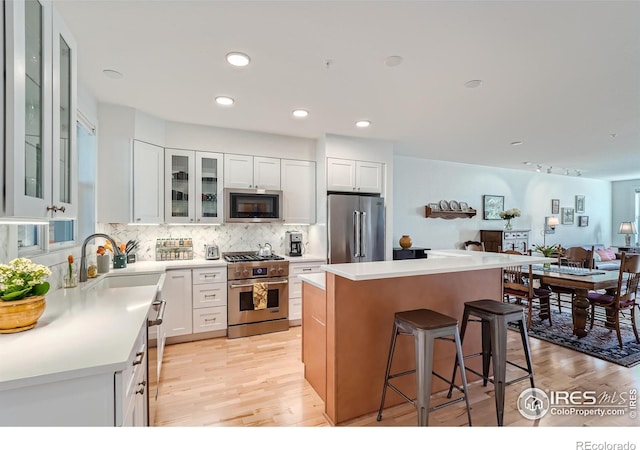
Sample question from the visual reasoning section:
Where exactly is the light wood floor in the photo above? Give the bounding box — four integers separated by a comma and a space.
154, 325, 640, 427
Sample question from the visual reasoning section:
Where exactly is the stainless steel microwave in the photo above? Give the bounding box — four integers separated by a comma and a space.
224, 188, 283, 223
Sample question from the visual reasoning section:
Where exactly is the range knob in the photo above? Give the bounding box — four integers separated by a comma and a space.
242, 269, 250, 277
278, 267, 284, 274
234, 269, 241, 277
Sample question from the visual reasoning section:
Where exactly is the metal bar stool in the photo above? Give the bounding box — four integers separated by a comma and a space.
447, 299, 535, 426
377, 309, 472, 426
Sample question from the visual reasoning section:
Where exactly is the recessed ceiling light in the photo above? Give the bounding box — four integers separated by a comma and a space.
384, 55, 403, 67
464, 79, 483, 88
355, 120, 371, 128
523, 161, 531, 165
536, 165, 542, 172
103, 69, 123, 79
547, 166, 553, 174
226, 52, 251, 67
215, 96, 235, 106
510, 141, 523, 146
564, 169, 570, 175
292, 109, 309, 118
610, 133, 617, 138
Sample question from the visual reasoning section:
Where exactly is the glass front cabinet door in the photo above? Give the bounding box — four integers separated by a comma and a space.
4, 1, 77, 219
195, 152, 223, 224
165, 148, 196, 224
164, 149, 223, 224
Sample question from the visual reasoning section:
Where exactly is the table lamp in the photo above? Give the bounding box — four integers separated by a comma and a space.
618, 222, 637, 247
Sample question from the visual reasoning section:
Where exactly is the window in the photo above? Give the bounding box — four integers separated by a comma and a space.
17, 112, 96, 256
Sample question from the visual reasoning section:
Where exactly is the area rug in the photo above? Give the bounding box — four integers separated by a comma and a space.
509, 308, 640, 368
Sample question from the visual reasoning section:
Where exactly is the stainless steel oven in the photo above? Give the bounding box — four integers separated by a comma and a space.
224, 252, 289, 338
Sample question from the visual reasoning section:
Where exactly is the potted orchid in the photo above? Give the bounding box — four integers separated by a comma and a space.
499, 208, 521, 230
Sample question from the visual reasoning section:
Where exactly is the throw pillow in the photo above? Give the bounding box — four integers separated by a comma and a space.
596, 248, 616, 261
593, 252, 602, 262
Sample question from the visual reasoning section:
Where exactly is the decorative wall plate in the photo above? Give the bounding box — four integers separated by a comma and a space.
439, 200, 450, 210
449, 200, 460, 211
428, 203, 439, 211
459, 202, 469, 211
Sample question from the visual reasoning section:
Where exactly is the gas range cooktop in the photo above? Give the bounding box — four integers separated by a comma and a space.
222, 251, 285, 263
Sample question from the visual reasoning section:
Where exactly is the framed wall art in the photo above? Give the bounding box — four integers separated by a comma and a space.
551, 199, 560, 214
575, 195, 585, 213
561, 207, 575, 225
578, 216, 589, 227
483, 195, 504, 220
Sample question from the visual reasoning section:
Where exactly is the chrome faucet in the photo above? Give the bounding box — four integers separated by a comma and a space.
79, 233, 122, 283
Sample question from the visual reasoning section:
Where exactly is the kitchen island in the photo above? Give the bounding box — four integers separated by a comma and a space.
305, 250, 552, 425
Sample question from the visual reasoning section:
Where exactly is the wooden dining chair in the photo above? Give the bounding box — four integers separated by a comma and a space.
464, 240, 485, 251
587, 252, 640, 348
547, 246, 594, 313
502, 256, 552, 328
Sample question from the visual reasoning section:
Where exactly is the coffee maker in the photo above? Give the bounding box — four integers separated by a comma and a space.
285, 231, 303, 257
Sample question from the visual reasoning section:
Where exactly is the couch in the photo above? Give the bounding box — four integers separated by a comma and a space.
581, 244, 622, 271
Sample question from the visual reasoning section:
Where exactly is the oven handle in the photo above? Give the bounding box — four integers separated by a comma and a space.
147, 300, 166, 326
229, 280, 289, 289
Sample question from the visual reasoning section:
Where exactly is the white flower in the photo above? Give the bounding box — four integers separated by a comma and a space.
499, 208, 521, 220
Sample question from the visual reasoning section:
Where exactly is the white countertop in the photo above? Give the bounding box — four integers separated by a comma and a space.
299, 272, 326, 290
321, 250, 556, 281
0, 254, 327, 392
0, 280, 159, 392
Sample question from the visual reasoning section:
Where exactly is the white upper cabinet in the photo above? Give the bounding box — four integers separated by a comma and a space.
281, 159, 316, 224
4, 1, 77, 219
132, 140, 164, 224
355, 161, 383, 193
327, 158, 383, 194
165, 148, 223, 224
224, 154, 280, 189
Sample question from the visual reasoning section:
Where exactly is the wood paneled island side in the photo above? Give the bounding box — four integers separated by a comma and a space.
301, 250, 553, 426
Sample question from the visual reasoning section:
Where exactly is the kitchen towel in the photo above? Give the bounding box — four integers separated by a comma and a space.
253, 282, 267, 310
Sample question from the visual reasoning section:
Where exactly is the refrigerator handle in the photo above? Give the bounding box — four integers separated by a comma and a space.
360, 211, 367, 258
353, 210, 361, 257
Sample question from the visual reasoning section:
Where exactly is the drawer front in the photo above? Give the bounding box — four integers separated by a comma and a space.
291, 264, 323, 276
193, 306, 227, 332
193, 283, 227, 309
289, 297, 302, 320
192, 267, 226, 284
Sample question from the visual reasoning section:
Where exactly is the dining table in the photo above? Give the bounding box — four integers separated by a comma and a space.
530, 264, 621, 337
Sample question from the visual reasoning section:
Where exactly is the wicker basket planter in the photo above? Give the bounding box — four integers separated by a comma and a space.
0, 295, 46, 334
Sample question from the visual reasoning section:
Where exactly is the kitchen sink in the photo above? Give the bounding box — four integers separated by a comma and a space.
83, 272, 165, 291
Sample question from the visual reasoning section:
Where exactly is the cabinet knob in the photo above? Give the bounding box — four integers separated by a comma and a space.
136, 218, 141, 222
190, 218, 194, 222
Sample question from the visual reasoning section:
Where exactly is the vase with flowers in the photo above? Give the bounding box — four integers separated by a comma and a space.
499, 208, 521, 230
0, 258, 51, 333
64, 255, 78, 288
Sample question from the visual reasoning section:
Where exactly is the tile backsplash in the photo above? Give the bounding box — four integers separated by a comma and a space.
96, 223, 313, 260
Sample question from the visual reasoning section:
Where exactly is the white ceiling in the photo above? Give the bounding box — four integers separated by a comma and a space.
54, 0, 640, 181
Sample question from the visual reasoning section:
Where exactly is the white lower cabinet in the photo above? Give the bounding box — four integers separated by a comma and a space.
163, 269, 193, 337
192, 267, 227, 333
288, 259, 325, 324
162, 266, 227, 341
118, 325, 148, 427
0, 319, 149, 426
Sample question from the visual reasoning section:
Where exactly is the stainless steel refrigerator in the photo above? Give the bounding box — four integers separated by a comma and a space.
327, 194, 385, 264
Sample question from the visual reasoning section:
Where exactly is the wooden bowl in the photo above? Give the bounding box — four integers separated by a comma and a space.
0, 295, 46, 333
